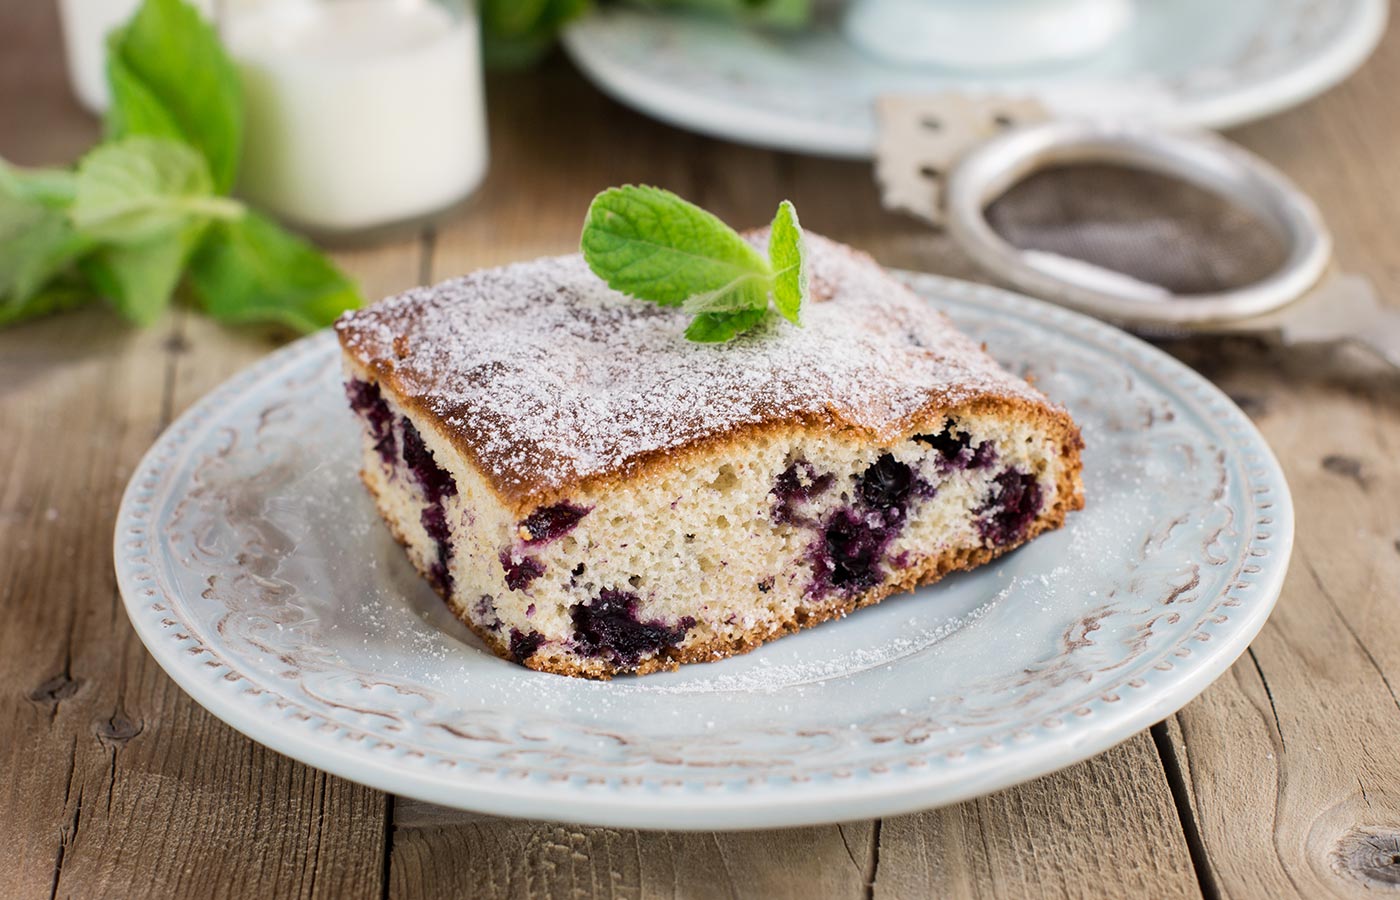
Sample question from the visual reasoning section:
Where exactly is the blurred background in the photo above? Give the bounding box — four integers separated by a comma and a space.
6, 0, 1387, 330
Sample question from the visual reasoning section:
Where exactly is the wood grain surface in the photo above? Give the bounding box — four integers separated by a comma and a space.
2, 3, 1398, 898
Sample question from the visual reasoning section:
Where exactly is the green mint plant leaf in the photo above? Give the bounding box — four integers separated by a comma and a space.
628, 0, 810, 28
2, 212, 92, 302
680, 273, 771, 315
481, 0, 808, 70
743, 0, 811, 28
768, 199, 806, 325
482, 0, 553, 36
81, 224, 205, 325
0, 278, 92, 327
0, 160, 78, 208
0, 178, 93, 304
581, 185, 770, 308
105, 48, 186, 143
684, 308, 770, 343
188, 212, 362, 333
106, 0, 243, 192
481, 0, 593, 68
71, 138, 243, 245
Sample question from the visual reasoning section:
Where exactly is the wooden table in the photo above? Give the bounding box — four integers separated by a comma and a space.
4, 5, 1399, 898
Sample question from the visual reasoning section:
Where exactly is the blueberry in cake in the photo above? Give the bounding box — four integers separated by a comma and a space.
336, 232, 1084, 678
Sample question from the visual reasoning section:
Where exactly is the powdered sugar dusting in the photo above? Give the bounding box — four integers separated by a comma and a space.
336, 233, 1049, 505
612, 592, 1006, 695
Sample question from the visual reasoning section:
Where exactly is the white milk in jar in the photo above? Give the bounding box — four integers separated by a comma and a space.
224, 0, 488, 236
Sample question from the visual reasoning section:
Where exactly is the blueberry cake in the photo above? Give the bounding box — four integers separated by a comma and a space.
335, 233, 1084, 679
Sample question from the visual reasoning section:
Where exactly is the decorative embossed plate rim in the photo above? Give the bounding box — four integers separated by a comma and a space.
562, 0, 1386, 158
114, 273, 1293, 830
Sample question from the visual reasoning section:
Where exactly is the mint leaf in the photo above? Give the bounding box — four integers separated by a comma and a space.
684, 308, 769, 343
481, 0, 592, 68
580, 186, 817, 343
188, 212, 362, 333
0, 278, 92, 327
482, 0, 553, 36
680, 273, 770, 315
71, 138, 242, 244
106, 0, 243, 192
768, 199, 806, 325
0, 176, 93, 304
481, 0, 807, 70
2, 212, 91, 302
1, 162, 96, 327
581, 185, 770, 308
105, 46, 186, 143
633, 0, 810, 28
0, 0, 360, 335
81, 224, 204, 325
0, 160, 78, 208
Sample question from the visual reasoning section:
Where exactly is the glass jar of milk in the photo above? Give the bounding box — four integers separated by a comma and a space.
224, 0, 489, 240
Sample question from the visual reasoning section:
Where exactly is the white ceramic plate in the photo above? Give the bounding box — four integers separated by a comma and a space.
562, 0, 1386, 158
115, 273, 1292, 830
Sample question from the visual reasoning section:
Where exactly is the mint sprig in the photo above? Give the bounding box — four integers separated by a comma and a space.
105, 0, 243, 192
189, 212, 362, 334
0, 0, 361, 332
580, 185, 809, 343
70, 138, 241, 242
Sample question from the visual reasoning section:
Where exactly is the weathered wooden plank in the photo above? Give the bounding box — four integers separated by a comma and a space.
876, 732, 1200, 899
390, 805, 875, 900
0, 307, 177, 898
0, 249, 420, 900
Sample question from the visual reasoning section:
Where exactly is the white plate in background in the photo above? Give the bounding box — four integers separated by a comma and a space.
563, 0, 1386, 157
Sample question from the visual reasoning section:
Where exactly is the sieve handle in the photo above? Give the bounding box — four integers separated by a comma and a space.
1224, 273, 1400, 371
1355, 312, 1400, 369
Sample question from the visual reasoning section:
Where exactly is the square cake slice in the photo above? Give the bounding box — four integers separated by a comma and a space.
335, 233, 1084, 679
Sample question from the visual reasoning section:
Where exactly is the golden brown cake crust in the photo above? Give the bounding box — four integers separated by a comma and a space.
336, 233, 1075, 518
